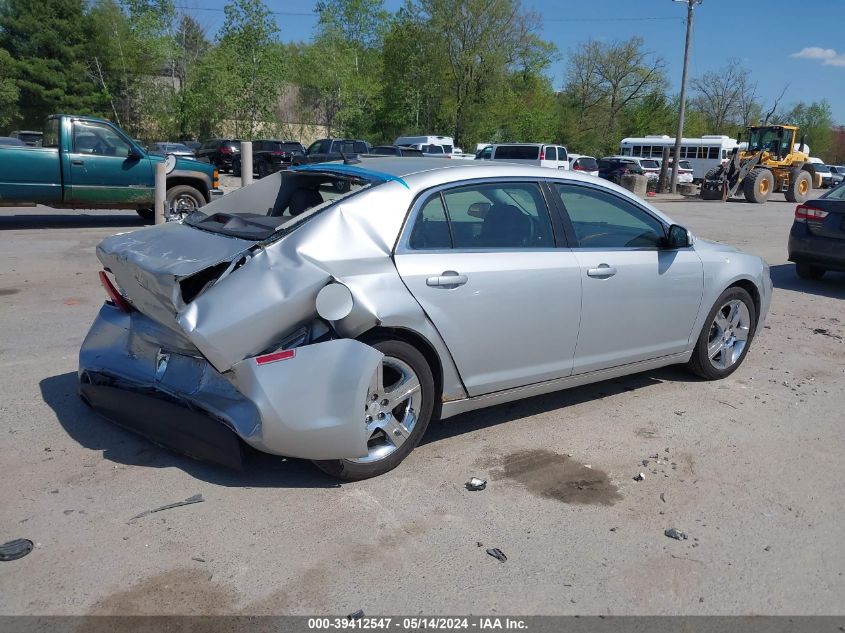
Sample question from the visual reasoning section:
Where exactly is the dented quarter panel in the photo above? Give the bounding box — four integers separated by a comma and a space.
230, 339, 383, 458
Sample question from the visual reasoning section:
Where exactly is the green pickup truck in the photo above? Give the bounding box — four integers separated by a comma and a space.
0, 114, 222, 220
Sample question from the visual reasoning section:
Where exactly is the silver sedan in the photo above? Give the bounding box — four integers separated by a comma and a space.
79, 159, 772, 479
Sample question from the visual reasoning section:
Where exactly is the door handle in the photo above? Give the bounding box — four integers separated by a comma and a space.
71, 159, 84, 165
426, 271, 468, 288
587, 264, 617, 278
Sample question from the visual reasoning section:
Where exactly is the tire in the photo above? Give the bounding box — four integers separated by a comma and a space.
136, 208, 154, 222
704, 166, 722, 181
166, 184, 205, 220
687, 286, 757, 380
785, 170, 812, 203
313, 338, 436, 481
795, 262, 825, 280
232, 160, 241, 177
257, 161, 268, 178
743, 168, 774, 203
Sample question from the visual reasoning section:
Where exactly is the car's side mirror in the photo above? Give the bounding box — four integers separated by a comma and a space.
127, 146, 143, 160
665, 224, 692, 249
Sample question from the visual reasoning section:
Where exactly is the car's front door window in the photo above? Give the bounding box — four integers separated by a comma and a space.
553, 183, 665, 248
73, 121, 130, 157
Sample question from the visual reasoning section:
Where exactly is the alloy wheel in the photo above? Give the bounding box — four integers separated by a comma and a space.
706, 299, 751, 370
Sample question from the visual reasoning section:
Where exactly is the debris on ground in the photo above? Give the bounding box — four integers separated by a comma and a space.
660, 493, 666, 503
609, 527, 617, 532
465, 477, 487, 491
347, 610, 364, 620
642, 459, 650, 467
476, 541, 483, 547
486, 548, 507, 563
764, 545, 771, 552
664, 527, 688, 541
674, 411, 686, 416
0, 538, 34, 561
633, 472, 645, 481
191, 556, 206, 562
812, 328, 842, 340
129, 494, 205, 523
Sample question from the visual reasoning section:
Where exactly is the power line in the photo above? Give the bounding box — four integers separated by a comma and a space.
173, 6, 682, 23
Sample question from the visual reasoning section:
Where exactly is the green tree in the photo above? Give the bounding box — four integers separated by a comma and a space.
0, 48, 19, 129
216, 0, 284, 138
0, 0, 107, 126
782, 100, 834, 160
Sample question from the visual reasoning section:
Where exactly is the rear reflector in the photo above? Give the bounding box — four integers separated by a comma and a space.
255, 349, 296, 365
795, 205, 828, 221
99, 271, 133, 313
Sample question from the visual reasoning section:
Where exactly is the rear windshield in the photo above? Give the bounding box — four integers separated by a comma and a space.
372, 146, 398, 155
575, 157, 598, 170
640, 159, 659, 169
494, 145, 540, 160
184, 168, 378, 240
815, 164, 830, 173
679, 160, 692, 170
280, 142, 304, 153
422, 144, 445, 154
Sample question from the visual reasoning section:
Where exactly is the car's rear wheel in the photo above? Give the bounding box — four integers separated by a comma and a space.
795, 262, 826, 280
687, 287, 756, 380
743, 168, 773, 204
312, 338, 435, 481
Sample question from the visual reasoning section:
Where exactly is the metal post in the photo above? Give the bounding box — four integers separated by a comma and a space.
154, 161, 166, 224
671, 0, 698, 194
241, 141, 253, 187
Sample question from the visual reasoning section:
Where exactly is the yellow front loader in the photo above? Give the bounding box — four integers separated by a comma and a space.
700, 124, 821, 203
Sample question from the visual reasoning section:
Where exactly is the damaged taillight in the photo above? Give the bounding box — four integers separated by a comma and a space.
99, 271, 133, 313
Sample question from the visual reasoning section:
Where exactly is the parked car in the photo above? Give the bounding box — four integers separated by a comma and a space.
829, 165, 845, 187
0, 136, 25, 146
181, 140, 202, 153
303, 138, 371, 164
788, 181, 845, 279
480, 143, 570, 169
196, 138, 241, 173
0, 114, 221, 221
394, 135, 454, 156
147, 142, 196, 157
79, 158, 771, 480
231, 139, 306, 177
604, 155, 660, 180
369, 145, 424, 157
815, 163, 833, 188
568, 154, 599, 177
9, 130, 43, 146
656, 158, 694, 184
597, 157, 646, 184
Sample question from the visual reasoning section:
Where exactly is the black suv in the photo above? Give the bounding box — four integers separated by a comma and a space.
303, 138, 372, 164
369, 145, 424, 157
597, 157, 646, 184
197, 139, 241, 173
232, 140, 307, 177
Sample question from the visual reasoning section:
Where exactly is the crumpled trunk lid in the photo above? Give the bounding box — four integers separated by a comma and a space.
97, 222, 254, 332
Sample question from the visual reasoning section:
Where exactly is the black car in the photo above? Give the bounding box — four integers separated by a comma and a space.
788, 182, 845, 279
303, 138, 371, 164
597, 157, 646, 184
196, 138, 241, 172
231, 139, 307, 177
369, 145, 424, 157
0, 136, 25, 146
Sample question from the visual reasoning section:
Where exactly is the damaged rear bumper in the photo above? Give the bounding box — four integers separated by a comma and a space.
79, 304, 383, 466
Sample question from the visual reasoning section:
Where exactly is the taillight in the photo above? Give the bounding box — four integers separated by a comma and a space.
99, 271, 133, 313
539, 150, 545, 160
219, 146, 232, 154
795, 205, 828, 222
574, 165, 585, 171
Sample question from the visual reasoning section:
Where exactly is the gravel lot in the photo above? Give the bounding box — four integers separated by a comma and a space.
1, 192, 843, 615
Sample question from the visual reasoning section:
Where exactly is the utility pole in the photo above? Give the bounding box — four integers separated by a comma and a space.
670, 0, 700, 193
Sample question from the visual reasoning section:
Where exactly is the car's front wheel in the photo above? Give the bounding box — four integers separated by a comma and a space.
687, 287, 757, 380
313, 338, 435, 480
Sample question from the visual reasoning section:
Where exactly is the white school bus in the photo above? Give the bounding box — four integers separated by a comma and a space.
620, 135, 739, 180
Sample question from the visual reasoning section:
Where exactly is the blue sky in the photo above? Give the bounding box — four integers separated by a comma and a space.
175, 0, 845, 125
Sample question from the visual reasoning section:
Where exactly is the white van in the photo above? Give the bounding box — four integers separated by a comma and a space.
478, 143, 569, 170
394, 135, 455, 155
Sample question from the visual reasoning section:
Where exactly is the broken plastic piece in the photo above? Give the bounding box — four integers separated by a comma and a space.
347, 610, 364, 620
486, 548, 507, 563
465, 477, 487, 491
634, 473, 645, 481
129, 494, 205, 522
0, 538, 34, 561
664, 527, 688, 540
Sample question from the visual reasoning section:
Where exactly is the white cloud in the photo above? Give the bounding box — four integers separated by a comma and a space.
792, 47, 845, 67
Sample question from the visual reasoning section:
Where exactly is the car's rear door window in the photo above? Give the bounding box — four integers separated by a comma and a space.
409, 194, 451, 249
442, 182, 554, 249
554, 183, 665, 248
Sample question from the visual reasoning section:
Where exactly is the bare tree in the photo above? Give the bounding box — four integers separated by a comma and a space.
690, 59, 758, 132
